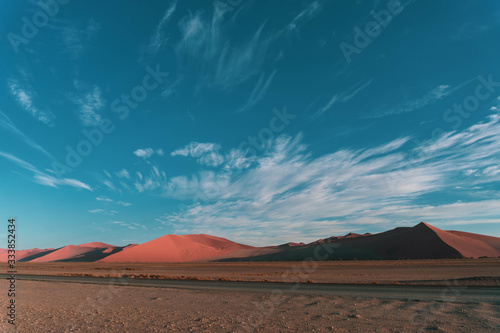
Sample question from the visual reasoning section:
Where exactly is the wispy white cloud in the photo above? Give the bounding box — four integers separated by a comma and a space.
133, 148, 164, 159
7, 78, 55, 126
451, 13, 500, 41
135, 148, 153, 158
315, 79, 372, 117
89, 209, 117, 215
36, 176, 92, 191
175, 5, 273, 90
59, 18, 101, 59
0, 110, 53, 158
96, 196, 113, 202
223, 149, 253, 171
109, 221, 147, 230
155, 111, 500, 244
171, 142, 224, 166
70, 81, 105, 126
286, 1, 322, 33
100, 179, 116, 191
134, 165, 168, 192
116, 169, 130, 179
0, 151, 92, 191
96, 196, 132, 207
161, 78, 181, 99
143, 0, 177, 60
365, 82, 470, 119
135, 148, 153, 159
214, 23, 271, 90
236, 70, 277, 113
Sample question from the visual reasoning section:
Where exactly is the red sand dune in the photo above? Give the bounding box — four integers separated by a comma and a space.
279, 242, 306, 247
99, 234, 255, 263
2, 223, 499, 262
78, 242, 115, 248
447, 230, 500, 251
428, 225, 500, 258
217, 222, 500, 261
358, 222, 500, 259
0, 248, 55, 262
312, 232, 373, 245
30, 244, 122, 262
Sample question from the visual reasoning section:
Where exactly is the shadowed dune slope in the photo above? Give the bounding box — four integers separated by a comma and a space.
0, 248, 56, 262
218, 222, 500, 261
99, 234, 255, 263
1, 223, 499, 262
29, 244, 124, 262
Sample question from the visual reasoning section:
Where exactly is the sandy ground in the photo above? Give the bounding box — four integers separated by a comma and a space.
11, 258, 500, 286
0, 279, 499, 332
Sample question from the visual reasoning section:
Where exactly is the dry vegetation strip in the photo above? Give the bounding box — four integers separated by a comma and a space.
12, 258, 500, 286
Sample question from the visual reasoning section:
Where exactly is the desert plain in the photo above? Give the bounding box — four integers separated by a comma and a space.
1, 259, 499, 332
6, 258, 500, 285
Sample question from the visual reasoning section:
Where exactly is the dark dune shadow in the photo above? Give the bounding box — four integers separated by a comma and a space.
19, 248, 61, 262
55, 247, 126, 262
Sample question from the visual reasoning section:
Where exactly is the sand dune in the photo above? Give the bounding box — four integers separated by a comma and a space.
29, 244, 123, 262
99, 234, 255, 263
0, 248, 55, 262
2, 223, 499, 262
219, 222, 500, 261
423, 223, 500, 258
78, 242, 115, 248
312, 232, 372, 245
279, 242, 306, 247
447, 230, 500, 252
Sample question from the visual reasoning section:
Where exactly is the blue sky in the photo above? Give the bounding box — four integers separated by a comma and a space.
1, 0, 500, 249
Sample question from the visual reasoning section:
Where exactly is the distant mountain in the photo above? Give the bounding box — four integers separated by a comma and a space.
1, 223, 499, 262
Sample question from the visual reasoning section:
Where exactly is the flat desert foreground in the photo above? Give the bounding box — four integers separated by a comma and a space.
0, 278, 499, 332
10, 258, 500, 286
2, 259, 499, 332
